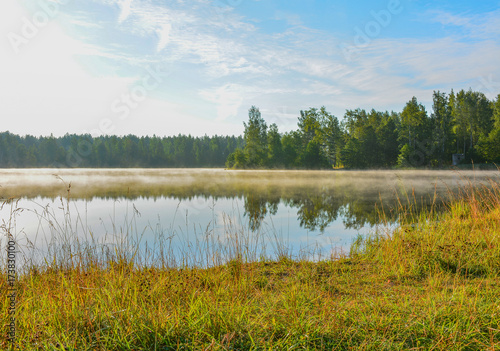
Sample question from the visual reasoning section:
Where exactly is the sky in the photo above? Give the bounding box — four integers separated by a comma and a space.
1, 0, 500, 137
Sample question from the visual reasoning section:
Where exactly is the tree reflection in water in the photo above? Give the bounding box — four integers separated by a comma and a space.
1, 169, 496, 232
242, 189, 443, 232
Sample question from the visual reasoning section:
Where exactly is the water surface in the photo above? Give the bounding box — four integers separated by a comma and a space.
1, 169, 497, 267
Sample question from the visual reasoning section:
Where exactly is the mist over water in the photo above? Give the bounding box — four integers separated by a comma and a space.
1, 169, 498, 267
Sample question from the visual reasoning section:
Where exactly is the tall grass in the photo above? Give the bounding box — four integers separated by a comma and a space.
356, 172, 500, 280
0, 173, 499, 350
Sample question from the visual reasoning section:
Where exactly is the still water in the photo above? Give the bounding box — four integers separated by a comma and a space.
0, 169, 498, 267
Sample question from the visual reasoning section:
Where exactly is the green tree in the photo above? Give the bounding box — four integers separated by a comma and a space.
399, 97, 431, 167
39, 135, 65, 166
451, 89, 493, 157
480, 94, 500, 162
397, 144, 411, 168
431, 91, 453, 165
339, 109, 377, 168
340, 138, 362, 168
243, 106, 267, 167
303, 139, 328, 168
267, 123, 283, 167
400, 97, 429, 151
297, 108, 321, 146
318, 107, 342, 167
296, 108, 327, 168
281, 132, 299, 168
377, 115, 399, 167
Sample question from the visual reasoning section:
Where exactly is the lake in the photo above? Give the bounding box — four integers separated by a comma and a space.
0, 169, 498, 268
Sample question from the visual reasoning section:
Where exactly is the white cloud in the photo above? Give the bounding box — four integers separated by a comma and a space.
104, 94, 243, 136
2, 0, 500, 139
156, 23, 171, 52
429, 9, 500, 39
0, 0, 200, 136
199, 84, 246, 122
117, 0, 133, 23
274, 11, 303, 27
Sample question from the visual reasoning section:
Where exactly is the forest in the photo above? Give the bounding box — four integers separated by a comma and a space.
227, 89, 500, 169
0, 89, 499, 169
0, 133, 244, 168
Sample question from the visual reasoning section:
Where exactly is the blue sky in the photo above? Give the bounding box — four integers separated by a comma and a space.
1, 0, 499, 137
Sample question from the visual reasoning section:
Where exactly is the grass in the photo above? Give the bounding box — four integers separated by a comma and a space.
0, 174, 500, 350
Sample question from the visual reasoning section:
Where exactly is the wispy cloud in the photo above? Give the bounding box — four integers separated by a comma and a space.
428, 9, 500, 40
3, 0, 500, 136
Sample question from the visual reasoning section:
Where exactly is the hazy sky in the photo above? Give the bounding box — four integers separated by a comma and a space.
1, 0, 500, 137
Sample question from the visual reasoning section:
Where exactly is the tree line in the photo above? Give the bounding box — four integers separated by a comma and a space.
226, 89, 500, 169
0, 133, 243, 168
1, 88, 499, 169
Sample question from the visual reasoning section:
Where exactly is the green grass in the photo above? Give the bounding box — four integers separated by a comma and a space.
1, 176, 500, 350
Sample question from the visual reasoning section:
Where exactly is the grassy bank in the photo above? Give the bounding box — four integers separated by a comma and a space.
1, 178, 500, 350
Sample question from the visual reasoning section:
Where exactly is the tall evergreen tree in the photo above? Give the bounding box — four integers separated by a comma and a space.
243, 106, 268, 167
431, 90, 453, 165
399, 97, 430, 167
267, 123, 283, 167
